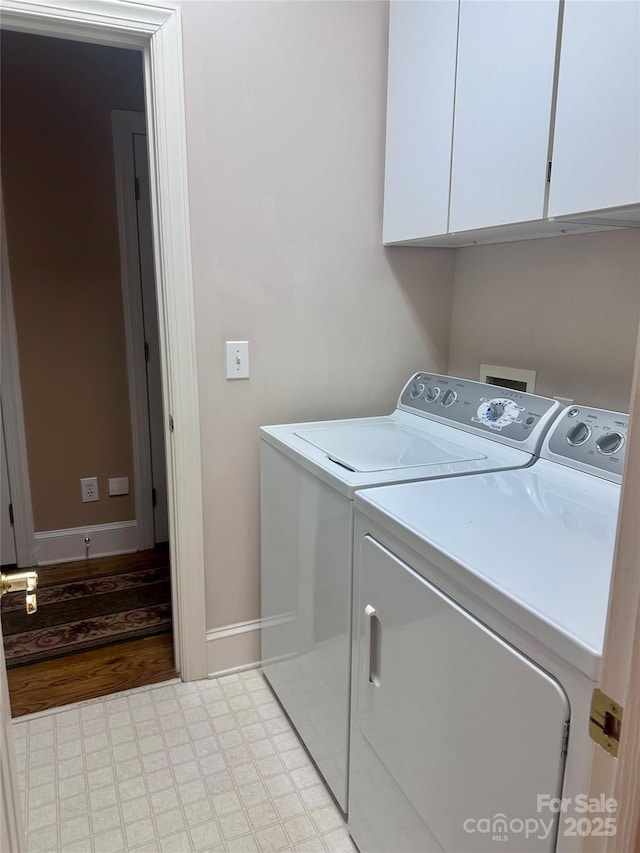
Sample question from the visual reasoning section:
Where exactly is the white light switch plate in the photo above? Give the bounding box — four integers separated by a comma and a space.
109, 476, 130, 496
226, 341, 250, 379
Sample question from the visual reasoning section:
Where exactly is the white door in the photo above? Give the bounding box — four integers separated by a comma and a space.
349, 535, 570, 853
1, 404, 17, 567
0, 620, 25, 853
132, 132, 169, 544
548, 0, 640, 217
449, 0, 559, 232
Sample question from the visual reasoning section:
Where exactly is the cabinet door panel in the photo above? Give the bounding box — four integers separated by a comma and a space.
383, 0, 458, 243
449, 0, 559, 233
549, 0, 640, 217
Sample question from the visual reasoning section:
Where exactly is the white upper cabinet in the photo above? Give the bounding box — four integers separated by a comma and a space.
548, 0, 640, 218
449, 0, 560, 233
383, 0, 458, 243
383, 0, 638, 246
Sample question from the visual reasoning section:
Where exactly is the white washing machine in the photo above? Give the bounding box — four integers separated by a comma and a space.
260, 372, 562, 811
349, 405, 627, 852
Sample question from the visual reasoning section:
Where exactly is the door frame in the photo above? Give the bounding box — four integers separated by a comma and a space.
590, 319, 640, 852
1, 621, 24, 852
0, 0, 207, 683
0, 194, 35, 568
111, 108, 159, 553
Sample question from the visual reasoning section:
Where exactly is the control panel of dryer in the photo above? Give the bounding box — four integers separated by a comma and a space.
542, 405, 628, 483
398, 372, 562, 453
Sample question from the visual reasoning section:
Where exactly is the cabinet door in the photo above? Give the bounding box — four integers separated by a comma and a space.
349, 535, 569, 853
383, 0, 458, 243
449, 1, 559, 233
548, 0, 640, 217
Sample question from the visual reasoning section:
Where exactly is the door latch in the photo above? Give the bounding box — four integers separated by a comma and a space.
0, 570, 38, 614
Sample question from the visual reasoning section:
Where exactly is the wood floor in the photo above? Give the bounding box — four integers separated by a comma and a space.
29, 543, 170, 586
3, 547, 177, 717
7, 633, 177, 717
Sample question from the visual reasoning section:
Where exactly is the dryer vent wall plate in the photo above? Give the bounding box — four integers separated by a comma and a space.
479, 363, 536, 393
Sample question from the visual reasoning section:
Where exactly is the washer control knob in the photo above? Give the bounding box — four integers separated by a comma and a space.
596, 432, 625, 456
425, 385, 440, 403
441, 389, 457, 408
488, 400, 505, 421
566, 421, 592, 446
409, 381, 425, 400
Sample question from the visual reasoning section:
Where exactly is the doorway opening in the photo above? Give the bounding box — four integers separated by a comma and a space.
1, 1, 206, 843
1, 31, 173, 713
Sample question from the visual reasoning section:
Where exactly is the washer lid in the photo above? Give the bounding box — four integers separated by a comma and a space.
294, 422, 486, 472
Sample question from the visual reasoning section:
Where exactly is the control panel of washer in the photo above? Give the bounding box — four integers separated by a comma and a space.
542, 405, 628, 482
398, 372, 561, 451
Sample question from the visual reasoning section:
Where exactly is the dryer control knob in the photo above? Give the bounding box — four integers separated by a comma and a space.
409, 382, 425, 400
566, 421, 592, 446
441, 389, 457, 408
425, 385, 440, 403
596, 432, 625, 456
488, 400, 505, 420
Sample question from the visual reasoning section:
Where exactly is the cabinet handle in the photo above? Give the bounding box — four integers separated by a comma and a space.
365, 604, 381, 687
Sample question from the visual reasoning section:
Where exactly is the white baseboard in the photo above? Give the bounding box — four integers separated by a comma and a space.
206, 618, 262, 678
34, 520, 138, 565
207, 661, 263, 680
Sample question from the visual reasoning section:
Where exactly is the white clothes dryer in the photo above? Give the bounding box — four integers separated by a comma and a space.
260, 372, 562, 811
349, 405, 627, 852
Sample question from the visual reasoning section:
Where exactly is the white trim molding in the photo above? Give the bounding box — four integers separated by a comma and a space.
0, 0, 207, 681
112, 109, 155, 553
0, 1, 170, 44
207, 619, 263, 679
34, 520, 138, 565
0, 192, 36, 568
208, 662, 263, 681
142, 5, 207, 681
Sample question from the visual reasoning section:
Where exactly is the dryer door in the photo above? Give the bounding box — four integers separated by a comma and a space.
349, 535, 570, 853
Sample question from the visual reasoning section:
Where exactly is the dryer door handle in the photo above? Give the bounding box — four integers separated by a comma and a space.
365, 604, 381, 688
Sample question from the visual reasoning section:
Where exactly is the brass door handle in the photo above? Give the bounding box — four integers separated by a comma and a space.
0, 570, 38, 614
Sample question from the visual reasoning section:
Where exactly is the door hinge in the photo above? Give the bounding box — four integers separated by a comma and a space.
589, 688, 623, 758
144, 341, 150, 363
135, 176, 140, 200
152, 488, 157, 507
561, 720, 570, 758
546, 160, 552, 183
8, 503, 14, 526
169, 415, 174, 433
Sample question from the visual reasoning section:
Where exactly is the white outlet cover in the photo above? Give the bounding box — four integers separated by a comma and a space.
226, 341, 250, 379
81, 477, 99, 503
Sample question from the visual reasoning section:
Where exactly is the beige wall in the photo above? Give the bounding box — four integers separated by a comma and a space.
178, 1, 455, 630
1, 33, 144, 530
448, 230, 640, 412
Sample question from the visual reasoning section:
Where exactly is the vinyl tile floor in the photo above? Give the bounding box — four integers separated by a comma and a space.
13, 668, 356, 853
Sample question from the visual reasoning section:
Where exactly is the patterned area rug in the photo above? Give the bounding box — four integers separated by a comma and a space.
1, 565, 172, 668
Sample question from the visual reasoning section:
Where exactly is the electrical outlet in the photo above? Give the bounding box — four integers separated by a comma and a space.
81, 477, 99, 503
